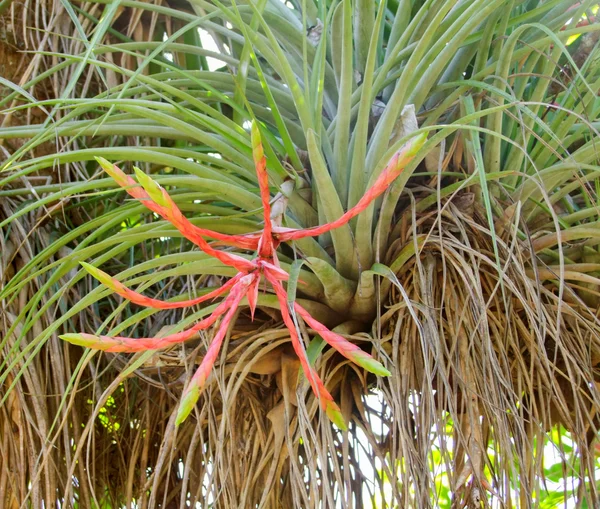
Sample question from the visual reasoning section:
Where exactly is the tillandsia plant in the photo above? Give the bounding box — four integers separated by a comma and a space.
60, 124, 425, 427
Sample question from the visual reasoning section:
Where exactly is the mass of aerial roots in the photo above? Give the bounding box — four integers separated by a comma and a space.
375, 197, 600, 506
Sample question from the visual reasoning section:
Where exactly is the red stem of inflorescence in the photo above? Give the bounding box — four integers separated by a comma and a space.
60, 123, 425, 428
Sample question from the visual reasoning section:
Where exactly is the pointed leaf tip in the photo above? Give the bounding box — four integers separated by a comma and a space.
94, 156, 112, 170
59, 333, 81, 343
407, 132, 428, 155
352, 352, 392, 377
250, 120, 264, 161
247, 278, 259, 320
79, 261, 95, 273
325, 401, 347, 431
80, 261, 112, 286
175, 385, 201, 426
95, 156, 129, 185
133, 167, 168, 207
59, 333, 100, 348
95, 157, 121, 178
376, 365, 392, 377
250, 119, 260, 143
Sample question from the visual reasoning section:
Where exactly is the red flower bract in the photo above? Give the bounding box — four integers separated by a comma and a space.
60, 122, 426, 428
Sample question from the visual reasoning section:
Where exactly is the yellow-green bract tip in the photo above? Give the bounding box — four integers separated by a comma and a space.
352, 353, 392, 377
325, 402, 347, 431
250, 120, 264, 156
95, 157, 128, 185
59, 333, 84, 344
407, 132, 428, 156
175, 385, 201, 426
79, 261, 95, 272
94, 156, 112, 170
250, 119, 260, 140
80, 261, 111, 285
133, 167, 167, 207
59, 333, 100, 348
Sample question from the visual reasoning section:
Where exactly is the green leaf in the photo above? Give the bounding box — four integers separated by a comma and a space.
347, 0, 387, 210
306, 129, 355, 278
332, 0, 353, 206
353, 0, 374, 74
306, 257, 355, 313
286, 259, 307, 309
461, 95, 502, 273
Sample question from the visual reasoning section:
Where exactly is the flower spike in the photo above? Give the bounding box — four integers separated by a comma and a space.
60, 274, 245, 352
175, 273, 257, 424
251, 121, 275, 259
294, 303, 391, 376
264, 267, 347, 430
122, 167, 255, 272
80, 261, 238, 310
276, 133, 427, 242
96, 156, 132, 188
95, 157, 259, 251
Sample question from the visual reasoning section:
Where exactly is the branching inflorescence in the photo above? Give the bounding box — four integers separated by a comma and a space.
60, 122, 426, 428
